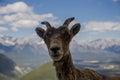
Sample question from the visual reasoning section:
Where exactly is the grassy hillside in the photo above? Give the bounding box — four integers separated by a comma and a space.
0, 74, 15, 80
19, 62, 57, 80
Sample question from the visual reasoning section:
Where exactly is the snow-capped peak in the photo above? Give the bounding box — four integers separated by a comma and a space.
0, 35, 120, 50
0, 35, 17, 46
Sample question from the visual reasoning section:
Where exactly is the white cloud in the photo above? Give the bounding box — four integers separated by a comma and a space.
11, 27, 18, 32
0, 2, 32, 14
0, 2, 58, 32
112, 0, 120, 2
0, 27, 8, 31
83, 21, 120, 32
11, 19, 39, 28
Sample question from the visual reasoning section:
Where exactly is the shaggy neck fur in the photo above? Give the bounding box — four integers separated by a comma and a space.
53, 51, 76, 80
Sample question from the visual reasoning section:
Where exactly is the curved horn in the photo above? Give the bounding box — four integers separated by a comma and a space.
63, 17, 75, 27
41, 21, 51, 28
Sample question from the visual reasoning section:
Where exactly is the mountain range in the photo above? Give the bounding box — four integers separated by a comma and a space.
0, 35, 120, 75
0, 35, 120, 53
0, 53, 22, 80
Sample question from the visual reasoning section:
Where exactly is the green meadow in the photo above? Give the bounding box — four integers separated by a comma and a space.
19, 62, 57, 80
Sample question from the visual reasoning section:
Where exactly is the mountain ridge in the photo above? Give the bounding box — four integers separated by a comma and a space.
0, 35, 120, 51
0, 53, 22, 79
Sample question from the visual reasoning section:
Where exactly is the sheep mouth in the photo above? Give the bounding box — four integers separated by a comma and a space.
50, 52, 63, 61
52, 54, 61, 57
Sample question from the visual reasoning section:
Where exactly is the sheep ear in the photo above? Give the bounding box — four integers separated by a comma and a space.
35, 27, 45, 38
70, 23, 81, 37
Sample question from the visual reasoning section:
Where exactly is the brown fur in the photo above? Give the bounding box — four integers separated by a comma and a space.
36, 17, 120, 80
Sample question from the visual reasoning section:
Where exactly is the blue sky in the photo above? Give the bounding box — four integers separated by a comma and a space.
0, 0, 120, 41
